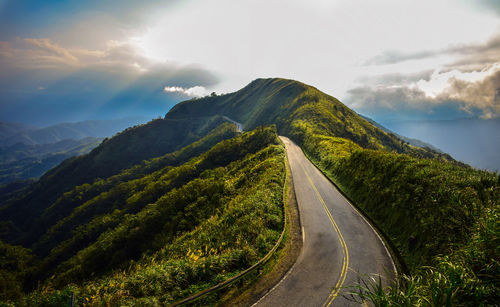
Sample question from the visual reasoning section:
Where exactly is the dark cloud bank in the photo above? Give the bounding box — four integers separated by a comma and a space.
347, 69, 500, 122
0, 38, 218, 125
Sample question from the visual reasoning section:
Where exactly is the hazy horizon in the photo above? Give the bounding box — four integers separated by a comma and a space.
1, 0, 499, 170
2, 0, 500, 125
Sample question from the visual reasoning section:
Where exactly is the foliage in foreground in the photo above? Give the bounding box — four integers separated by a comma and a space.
1, 126, 286, 306
346, 208, 498, 306
1, 77, 497, 305
0, 115, 228, 246
302, 129, 499, 305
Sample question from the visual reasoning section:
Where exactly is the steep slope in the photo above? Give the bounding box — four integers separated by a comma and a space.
168, 78, 497, 305
1, 77, 496, 305
0, 116, 231, 245
168, 78, 450, 159
28, 122, 239, 254
2, 126, 285, 305
1, 78, 444, 238
38, 127, 280, 284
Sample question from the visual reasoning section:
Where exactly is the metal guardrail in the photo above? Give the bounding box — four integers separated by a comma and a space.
168, 147, 290, 306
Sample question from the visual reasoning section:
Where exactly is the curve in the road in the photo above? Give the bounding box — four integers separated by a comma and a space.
254, 136, 396, 307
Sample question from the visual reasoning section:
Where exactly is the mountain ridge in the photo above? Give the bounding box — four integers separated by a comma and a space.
383, 117, 500, 171
169, 78, 451, 161
0, 78, 451, 240
359, 114, 443, 152
0, 77, 496, 305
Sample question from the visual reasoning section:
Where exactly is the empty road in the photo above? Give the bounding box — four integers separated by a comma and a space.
254, 136, 396, 307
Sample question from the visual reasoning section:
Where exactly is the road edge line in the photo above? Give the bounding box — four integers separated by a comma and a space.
301, 151, 407, 277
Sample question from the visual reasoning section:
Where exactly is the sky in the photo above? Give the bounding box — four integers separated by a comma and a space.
1, 0, 500, 126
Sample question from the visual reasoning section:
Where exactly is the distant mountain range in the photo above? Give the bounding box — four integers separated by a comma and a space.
0, 117, 149, 184
0, 78, 496, 306
359, 114, 443, 153
0, 117, 148, 146
383, 117, 500, 172
0, 137, 102, 185
0, 122, 36, 140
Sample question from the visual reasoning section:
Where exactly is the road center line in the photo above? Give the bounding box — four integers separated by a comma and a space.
300, 164, 349, 307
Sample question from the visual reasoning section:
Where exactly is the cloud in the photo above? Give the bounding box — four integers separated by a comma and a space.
0, 1, 179, 46
364, 34, 500, 69
346, 67, 500, 121
0, 37, 219, 125
0, 38, 151, 72
438, 69, 500, 118
163, 86, 208, 97
353, 32, 500, 121
348, 85, 438, 111
444, 35, 500, 71
0, 37, 219, 84
24, 38, 79, 62
347, 85, 473, 122
356, 70, 434, 86
477, 0, 500, 15
363, 51, 439, 66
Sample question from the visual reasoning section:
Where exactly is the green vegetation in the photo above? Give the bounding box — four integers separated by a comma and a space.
0, 77, 497, 305
170, 77, 497, 305
0, 240, 35, 302
168, 78, 449, 160
287, 101, 499, 304
27, 122, 239, 255
0, 125, 286, 305
0, 115, 229, 246
328, 150, 499, 305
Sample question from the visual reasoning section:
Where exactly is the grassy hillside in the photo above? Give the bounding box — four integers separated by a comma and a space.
0, 77, 497, 306
31, 122, 239, 259
324, 150, 499, 305
171, 78, 498, 305
0, 115, 229, 245
168, 78, 449, 159
1, 126, 286, 305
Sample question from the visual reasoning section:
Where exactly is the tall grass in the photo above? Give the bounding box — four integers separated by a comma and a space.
300, 130, 499, 306
2, 126, 287, 306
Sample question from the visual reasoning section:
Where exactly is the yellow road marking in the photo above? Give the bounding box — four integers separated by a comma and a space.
300, 164, 349, 307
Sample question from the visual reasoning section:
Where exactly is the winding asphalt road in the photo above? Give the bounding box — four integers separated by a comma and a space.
254, 136, 396, 307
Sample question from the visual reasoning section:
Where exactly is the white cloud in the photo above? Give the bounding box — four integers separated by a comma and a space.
2, 0, 500, 123
163, 85, 207, 97
0, 38, 218, 88
346, 66, 500, 120
0, 38, 152, 72
416, 64, 500, 98
138, 0, 500, 97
